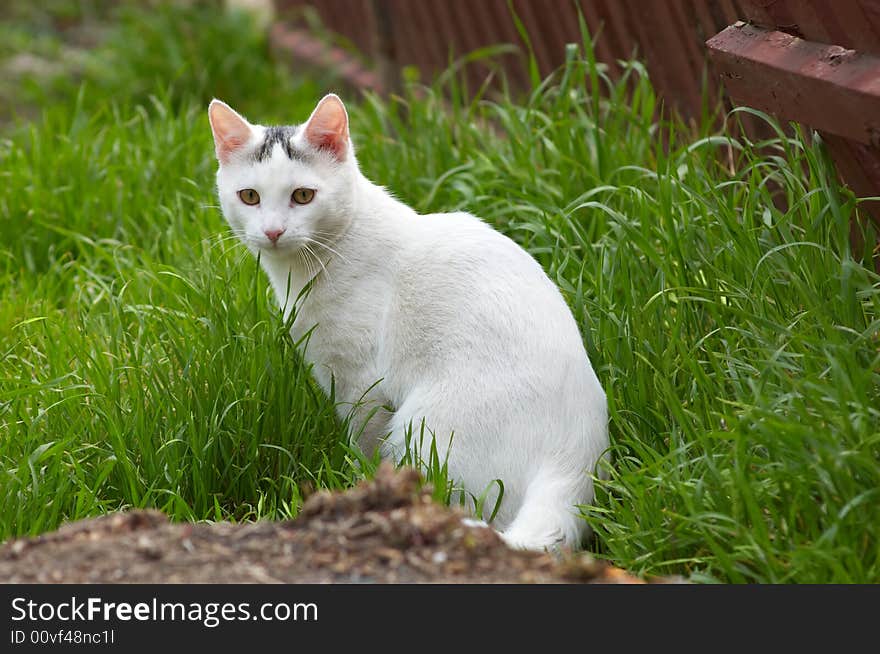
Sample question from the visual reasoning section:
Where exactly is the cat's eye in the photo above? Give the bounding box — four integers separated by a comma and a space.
291, 188, 315, 205
238, 189, 260, 205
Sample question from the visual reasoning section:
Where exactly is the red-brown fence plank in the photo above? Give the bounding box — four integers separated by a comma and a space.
742, 0, 880, 56
707, 22, 880, 145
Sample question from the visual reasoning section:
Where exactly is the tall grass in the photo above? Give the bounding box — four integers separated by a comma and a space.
1, 2, 877, 582
0, 3, 354, 537
353, 31, 880, 583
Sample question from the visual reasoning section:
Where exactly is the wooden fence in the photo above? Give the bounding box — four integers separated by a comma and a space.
273, 0, 748, 116
271, 0, 880, 254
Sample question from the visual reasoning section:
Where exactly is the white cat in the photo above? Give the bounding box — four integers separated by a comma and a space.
208, 94, 608, 549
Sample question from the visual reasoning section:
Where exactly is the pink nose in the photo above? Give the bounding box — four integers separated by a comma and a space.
264, 228, 285, 243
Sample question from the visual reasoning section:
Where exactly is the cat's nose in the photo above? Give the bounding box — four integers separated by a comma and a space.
264, 227, 285, 243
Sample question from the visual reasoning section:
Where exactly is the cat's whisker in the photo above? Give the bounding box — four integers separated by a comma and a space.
294, 245, 310, 279
210, 241, 250, 260
233, 249, 252, 269
302, 242, 331, 285
309, 229, 350, 243
301, 249, 321, 289
203, 232, 248, 250
303, 236, 351, 265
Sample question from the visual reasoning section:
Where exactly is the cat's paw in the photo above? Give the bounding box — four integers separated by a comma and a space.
459, 517, 490, 530
499, 528, 566, 553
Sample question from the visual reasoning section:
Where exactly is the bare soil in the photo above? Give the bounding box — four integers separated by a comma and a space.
0, 465, 659, 584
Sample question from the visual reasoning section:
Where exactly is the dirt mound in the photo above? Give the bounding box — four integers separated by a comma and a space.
0, 464, 658, 583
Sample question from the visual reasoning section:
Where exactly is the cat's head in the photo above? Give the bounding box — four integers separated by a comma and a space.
208, 94, 356, 257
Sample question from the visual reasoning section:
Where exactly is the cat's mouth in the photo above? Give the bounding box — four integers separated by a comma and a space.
252, 234, 308, 257
251, 234, 292, 252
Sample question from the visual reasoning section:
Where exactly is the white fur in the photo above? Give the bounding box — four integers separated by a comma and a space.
209, 95, 609, 550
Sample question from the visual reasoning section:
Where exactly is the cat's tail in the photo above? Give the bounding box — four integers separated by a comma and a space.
498, 468, 590, 551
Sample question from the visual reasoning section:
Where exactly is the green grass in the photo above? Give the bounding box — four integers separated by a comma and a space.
1, 2, 878, 583
0, 1, 355, 535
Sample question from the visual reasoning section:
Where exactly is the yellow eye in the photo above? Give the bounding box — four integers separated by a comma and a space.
291, 188, 315, 205
238, 189, 260, 205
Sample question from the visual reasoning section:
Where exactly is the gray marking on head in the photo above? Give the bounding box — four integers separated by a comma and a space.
252, 125, 308, 162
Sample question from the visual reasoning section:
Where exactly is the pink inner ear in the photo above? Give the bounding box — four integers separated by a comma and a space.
209, 101, 252, 163
304, 95, 349, 161
307, 127, 346, 159
216, 134, 249, 162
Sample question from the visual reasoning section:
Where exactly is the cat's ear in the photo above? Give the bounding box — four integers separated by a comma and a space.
208, 99, 254, 164
303, 94, 349, 161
